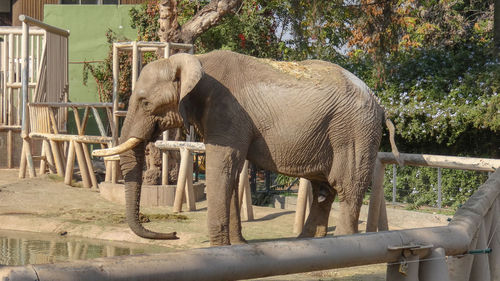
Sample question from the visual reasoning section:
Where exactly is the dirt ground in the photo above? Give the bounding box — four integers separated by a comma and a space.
0, 169, 451, 280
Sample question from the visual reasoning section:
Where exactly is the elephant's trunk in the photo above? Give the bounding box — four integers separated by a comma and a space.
120, 145, 178, 240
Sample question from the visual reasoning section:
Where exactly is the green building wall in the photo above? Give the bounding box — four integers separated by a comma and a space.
44, 4, 139, 103
43, 5, 139, 136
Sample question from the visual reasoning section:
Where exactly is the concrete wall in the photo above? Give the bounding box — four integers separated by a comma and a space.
99, 182, 206, 207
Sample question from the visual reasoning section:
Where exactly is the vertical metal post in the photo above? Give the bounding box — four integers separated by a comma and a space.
437, 167, 442, 209
392, 164, 397, 204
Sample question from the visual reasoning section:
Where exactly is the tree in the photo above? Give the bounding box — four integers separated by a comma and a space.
158, 0, 242, 44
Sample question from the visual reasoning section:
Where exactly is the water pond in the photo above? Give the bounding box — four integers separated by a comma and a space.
0, 229, 173, 266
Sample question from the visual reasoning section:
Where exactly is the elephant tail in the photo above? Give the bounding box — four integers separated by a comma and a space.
385, 118, 403, 166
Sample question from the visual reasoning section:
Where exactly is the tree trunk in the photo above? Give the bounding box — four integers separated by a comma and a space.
158, 0, 242, 44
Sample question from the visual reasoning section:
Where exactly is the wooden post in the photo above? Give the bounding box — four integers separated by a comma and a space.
18, 140, 27, 178
293, 178, 311, 235
43, 139, 56, 174
82, 144, 98, 189
49, 140, 64, 177
132, 41, 138, 90
184, 151, 196, 211
366, 158, 386, 232
74, 141, 91, 188
39, 140, 47, 174
23, 139, 36, 178
378, 195, 389, 231
173, 148, 190, 213
161, 131, 168, 186
238, 160, 253, 221
6, 129, 13, 168
238, 160, 249, 209
111, 44, 120, 183
64, 140, 75, 185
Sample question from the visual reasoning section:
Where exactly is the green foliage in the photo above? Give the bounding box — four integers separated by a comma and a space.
348, 43, 500, 158
383, 165, 489, 210
274, 174, 297, 187
83, 0, 497, 209
82, 30, 132, 103
194, 1, 283, 58
129, 0, 160, 41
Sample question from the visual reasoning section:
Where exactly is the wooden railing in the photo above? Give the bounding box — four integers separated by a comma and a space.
22, 102, 115, 189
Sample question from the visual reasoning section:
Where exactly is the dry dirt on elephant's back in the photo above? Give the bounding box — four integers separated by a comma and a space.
0, 169, 450, 281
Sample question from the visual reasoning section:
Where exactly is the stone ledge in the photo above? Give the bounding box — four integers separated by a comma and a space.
99, 182, 206, 207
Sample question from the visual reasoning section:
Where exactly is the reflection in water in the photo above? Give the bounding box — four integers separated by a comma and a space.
0, 230, 171, 266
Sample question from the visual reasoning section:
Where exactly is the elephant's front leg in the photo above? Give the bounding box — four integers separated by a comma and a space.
229, 187, 247, 244
205, 144, 245, 246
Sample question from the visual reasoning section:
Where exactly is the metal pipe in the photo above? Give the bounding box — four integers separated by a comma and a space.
437, 167, 442, 209
392, 164, 396, 204
378, 152, 500, 172
0, 225, 472, 281
18, 15, 70, 38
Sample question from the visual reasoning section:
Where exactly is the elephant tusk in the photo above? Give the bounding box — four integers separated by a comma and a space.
92, 137, 143, 157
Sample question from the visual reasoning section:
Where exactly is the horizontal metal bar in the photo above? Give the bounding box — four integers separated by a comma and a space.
19, 15, 70, 37
0, 225, 472, 281
378, 152, 499, 172
0, 27, 45, 35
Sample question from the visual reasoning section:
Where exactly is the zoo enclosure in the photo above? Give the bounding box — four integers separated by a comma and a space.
0, 25, 49, 168
1, 157, 498, 281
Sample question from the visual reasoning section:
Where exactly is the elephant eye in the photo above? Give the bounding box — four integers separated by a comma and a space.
141, 100, 151, 111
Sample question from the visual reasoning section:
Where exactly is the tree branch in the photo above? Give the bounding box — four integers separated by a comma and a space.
180, 0, 241, 43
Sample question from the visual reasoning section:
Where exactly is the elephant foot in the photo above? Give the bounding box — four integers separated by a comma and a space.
297, 227, 315, 238
298, 225, 328, 238
314, 226, 328, 238
230, 236, 248, 245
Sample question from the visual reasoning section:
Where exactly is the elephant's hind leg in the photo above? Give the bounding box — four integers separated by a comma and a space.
298, 181, 335, 238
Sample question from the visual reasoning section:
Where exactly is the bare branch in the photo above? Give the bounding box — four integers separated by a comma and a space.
180, 0, 241, 43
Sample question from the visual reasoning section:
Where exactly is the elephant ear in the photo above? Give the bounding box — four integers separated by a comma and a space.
167, 53, 204, 130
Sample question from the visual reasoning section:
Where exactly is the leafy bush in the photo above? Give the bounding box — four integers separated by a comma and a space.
383, 165, 489, 210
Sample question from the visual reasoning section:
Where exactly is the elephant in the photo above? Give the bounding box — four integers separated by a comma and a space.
94, 50, 400, 246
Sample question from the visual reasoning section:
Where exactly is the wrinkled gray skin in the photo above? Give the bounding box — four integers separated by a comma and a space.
120, 50, 389, 246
